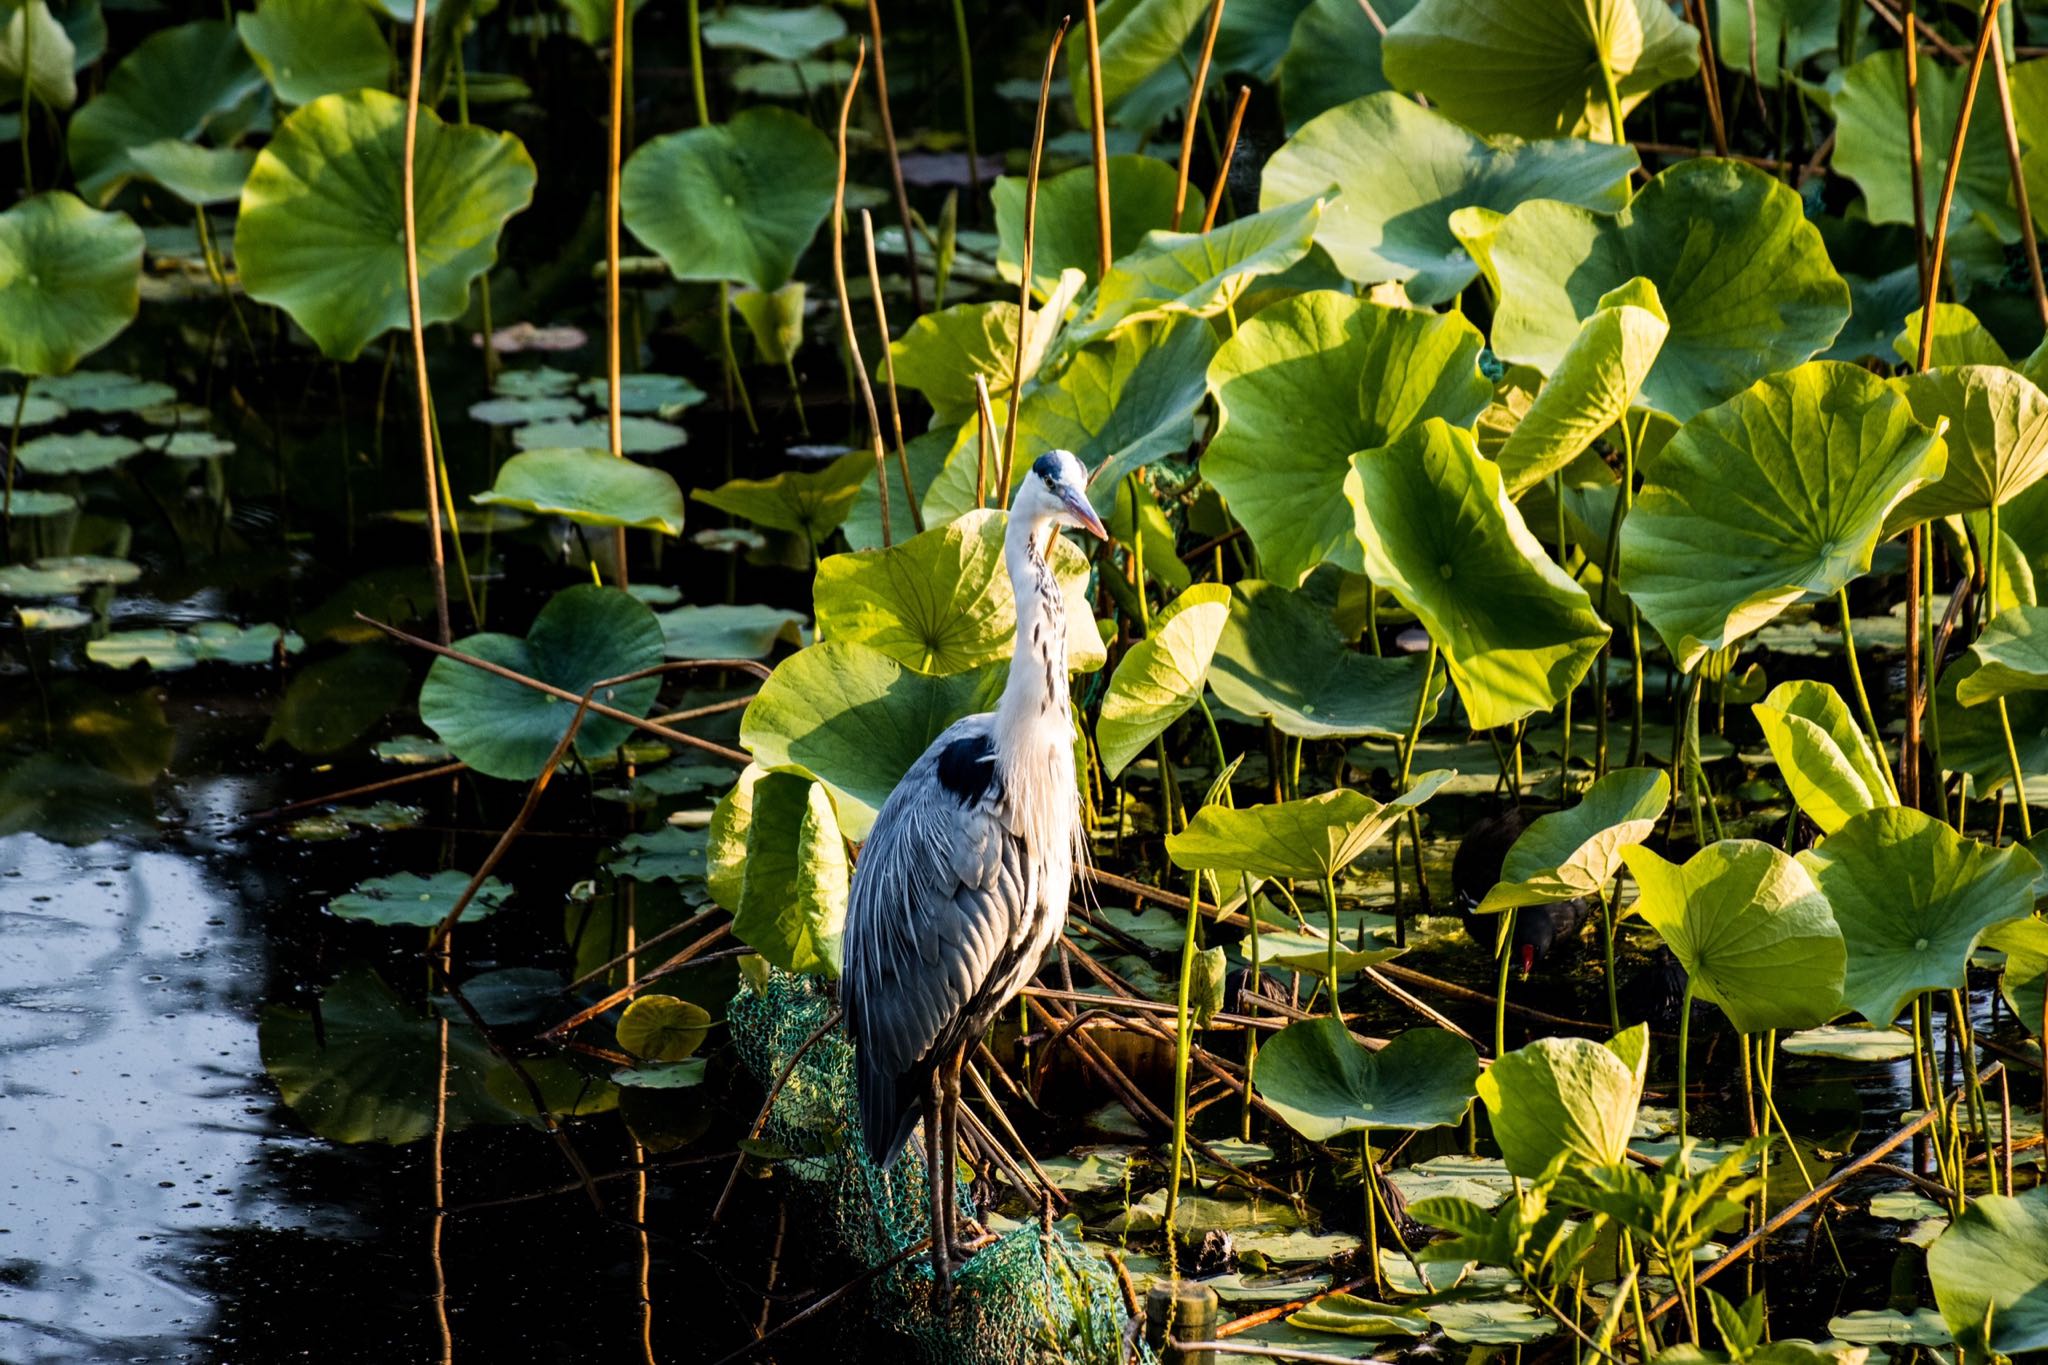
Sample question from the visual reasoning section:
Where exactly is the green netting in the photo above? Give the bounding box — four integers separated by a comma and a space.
729, 969, 1152, 1364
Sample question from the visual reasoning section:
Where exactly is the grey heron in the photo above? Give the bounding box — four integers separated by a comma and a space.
841, 448, 1107, 1302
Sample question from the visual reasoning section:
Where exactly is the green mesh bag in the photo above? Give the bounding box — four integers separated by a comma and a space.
728, 970, 1152, 1363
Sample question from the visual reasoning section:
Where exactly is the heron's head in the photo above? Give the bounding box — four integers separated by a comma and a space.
1016, 450, 1108, 540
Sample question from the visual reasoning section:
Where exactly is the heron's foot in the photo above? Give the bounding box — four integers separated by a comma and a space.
949, 1231, 999, 1262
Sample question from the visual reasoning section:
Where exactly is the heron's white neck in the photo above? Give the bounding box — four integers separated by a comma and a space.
994, 512, 1071, 757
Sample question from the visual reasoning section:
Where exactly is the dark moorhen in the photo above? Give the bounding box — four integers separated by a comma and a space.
1450, 806, 1594, 976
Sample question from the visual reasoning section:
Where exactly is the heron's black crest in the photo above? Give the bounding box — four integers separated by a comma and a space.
935, 732, 999, 805
1031, 452, 1063, 484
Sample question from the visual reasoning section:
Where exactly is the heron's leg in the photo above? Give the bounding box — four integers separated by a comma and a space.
943, 1047, 994, 1260
924, 1067, 952, 1303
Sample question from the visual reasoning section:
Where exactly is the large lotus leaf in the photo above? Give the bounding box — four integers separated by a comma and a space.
888, 302, 1026, 424
1497, 278, 1669, 497
1984, 917, 2048, 1035
327, 870, 512, 928
1889, 366, 2048, 531
1835, 49, 2017, 245
474, 448, 685, 535
1097, 584, 1232, 778
67, 20, 264, 204
418, 585, 665, 781
1485, 159, 1849, 420
1348, 420, 1609, 731
0, 193, 142, 377
1623, 840, 1846, 1033
620, 106, 835, 292
1205, 290, 1490, 587
237, 90, 536, 362
1381, 0, 1699, 141
693, 450, 869, 547
1070, 0, 1210, 123
995, 155, 1202, 301
1797, 806, 2037, 1025
1893, 302, 2011, 370
237, 0, 389, 105
811, 507, 1103, 676
1253, 1018, 1478, 1140
1262, 93, 1637, 306
923, 319, 1215, 525
1955, 607, 2048, 710
1209, 579, 1443, 739
1165, 772, 1452, 880
655, 604, 805, 661
127, 141, 256, 206
1619, 362, 1944, 670
1716, 0, 1838, 87
1475, 769, 1670, 914
1477, 1026, 1648, 1178
705, 763, 763, 911
699, 3, 845, 60
1065, 194, 1325, 347
0, 1, 74, 110
735, 771, 846, 978
1752, 679, 1896, 835
1277, 0, 1417, 132
1927, 1187, 2048, 1359
1938, 656, 2048, 799
739, 640, 1005, 839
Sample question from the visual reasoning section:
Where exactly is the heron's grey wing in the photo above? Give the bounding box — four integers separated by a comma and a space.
842, 716, 1030, 1166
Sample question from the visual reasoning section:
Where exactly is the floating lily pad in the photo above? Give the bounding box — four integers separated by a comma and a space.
611, 1059, 707, 1089
15, 604, 90, 631
619, 106, 836, 293
15, 431, 141, 475
36, 370, 173, 412
0, 554, 139, 597
0, 488, 74, 518
327, 870, 511, 927
1479, 1026, 1647, 1178
514, 416, 686, 454
694, 451, 869, 550
1208, 579, 1443, 740
1870, 1190, 1948, 1223
1475, 769, 1669, 913
87, 621, 302, 670
237, 89, 537, 361
474, 448, 686, 535
418, 584, 666, 781
655, 604, 806, 661
236, 0, 389, 105
493, 366, 578, 398
467, 395, 583, 426
1096, 584, 1231, 778
1287, 1293, 1429, 1338
576, 373, 707, 417
0, 193, 144, 377
1424, 1298, 1556, 1345
615, 993, 712, 1061
607, 825, 709, 883
1254, 1017, 1477, 1141
264, 645, 412, 755
1780, 1024, 1916, 1062
67, 20, 264, 203
1829, 1308, 1952, 1348
147, 430, 235, 460
699, 3, 846, 61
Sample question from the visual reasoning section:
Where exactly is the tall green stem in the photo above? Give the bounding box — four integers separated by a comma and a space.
1600, 882, 1620, 1033
2, 380, 27, 548
1361, 1128, 1384, 1294
1990, 500, 2035, 838
1494, 907, 1516, 1059
1838, 588, 1899, 801
948, 0, 980, 200
1323, 873, 1343, 1013
1676, 978, 1697, 1143
1167, 865, 1203, 1224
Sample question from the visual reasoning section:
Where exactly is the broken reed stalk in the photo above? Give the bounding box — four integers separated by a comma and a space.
544, 922, 735, 1037
604, 0, 630, 585
1918, 0, 2004, 369
1989, 23, 2048, 326
1082, 0, 1113, 278
567, 906, 719, 992
1903, 0, 1929, 808
1001, 19, 1070, 503
1173, 0, 1227, 228
863, 0, 922, 315
829, 42, 896, 547
401, 0, 451, 644
860, 210, 923, 532
1202, 85, 1252, 231
973, 373, 997, 509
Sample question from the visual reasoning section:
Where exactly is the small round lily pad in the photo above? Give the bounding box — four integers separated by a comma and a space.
513, 416, 686, 454
327, 869, 512, 927
615, 993, 712, 1061
467, 394, 583, 426
0, 555, 141, 597
1781, 1023, 1916, 1062
16, 431, 143, 475
610, 1058, 707, 1089
1, 488, 77, 518
492, 365, 579, 398
37, 370, 176, 413
15, 604, 92, 631
148, 431, 235, 459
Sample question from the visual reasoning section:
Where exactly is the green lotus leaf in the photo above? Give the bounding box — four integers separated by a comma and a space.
1927, 1187, 2048, 1359
514, 416, 685, 454
0, 389, 65, 427
1497, 278, 1669, 497
1286, 1293, 1429, 1338
739, 640, 1006, 839
0, 193, 142, 377
1619, 362, 1944, 670
237, 89, 537, 361
1070, 0, 1210, 124
1953, 607, 2048, 711
1262, 93, 1637, 306
1486, 159, 1849, 420
699, 3, 845, 60
1096, 584, 1231, 777
620, 106, 835, 292
1424, 1299, 1557, 1345
0, 0, 76, 109
16, 605, 92, 632
996, 154, 1202, 300
1381, 0, 1698, 141
814, 507, 1103, 676
726, 57, 851, 101
1277, 0, 1416, 132
1205, 290, 1490, 587
1475, 769, 1670, 914
924, 318, 1215, 524
1888, 367, 2048, 533
418, 584, 665, 781
1477, 1026, 1648, 1177
1253, 1017, 1478, 1140
87, 621, 301, 671
887, 301, 1030, 423
467, 395, 582, 426
37, 369, 172, 412
126, 141, 255, 205
1250, 929, 1407, 979
67, 20, 264, 203
15, 430, 140, 475
262, 644, 413, 756
0, 488, 75, 518
610, 1059, 706, 1090
608, 825, 709, 883
1893, 302, 2010, 369
1827, 1309, 1953, 1348
1751, 679, 1896, 835
615, 994, 712, 1062
705, 763, 762, 910
237, 0, 390, 105
655, 603, 806, 661
1716, 0, 1838, 87
1835, 49, 2017, 244
494, 366, 578, 398
473, 448, 686, 535
1984, 917, 2048, 1036
1623, 840, 1846, 1033
1066, 193, 1324, 347
1778, 1023, 1916, 1062
1208, 579, 1445, 740
0, 554, 138, 597
731, 281, 805, 366
327, 870, 512, 928
1165, 773, 1452, 880
693, 450, 869, 549
734, 771, 846, 978
576, 373, 707, 417
1349, 419, 1610, 731
1797, 806, 2036, 1024
1938, 655, 2048, 799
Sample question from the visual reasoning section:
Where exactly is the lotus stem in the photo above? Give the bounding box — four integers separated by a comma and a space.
1951, 988, 1999, 1196
1394, 645, 1439, 947
948, 0, 980, 203
684, 0, 710, 125
1990, 500, 2035, 837
1676, 977, 1696, 1143
861, 210, 921, 531
1202, 86, 1252, 231
401, 0, 451, 644
1166, 864, 1204, 1225
830, 43, 892, 546
1082, 0, 1112, 279
605, 0, 631, 585
1494, 907, 1516, 1059
862, 0, 921, 315
1001, 20, 1068, 503
1837, 588, 1899, 801
1360, 1128, 1384, 1295
1594, 36, 1627, 147
18, 8, 29, 193
1919, 0, 2003, 366
1173, 0, 1226, 228
1600, 881, 1620, 1033
1323, 873, 1342, 1012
